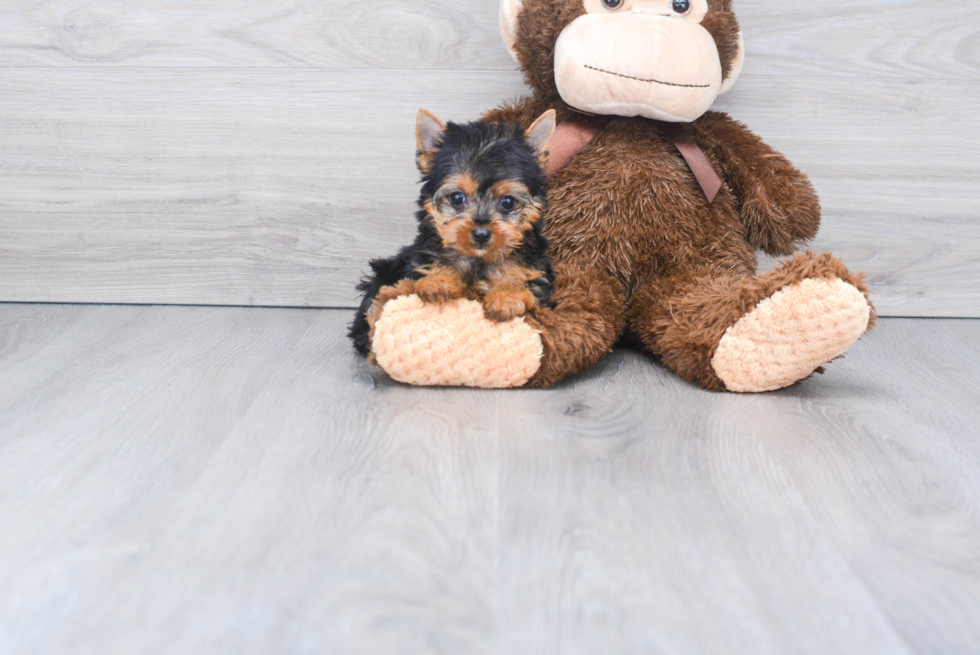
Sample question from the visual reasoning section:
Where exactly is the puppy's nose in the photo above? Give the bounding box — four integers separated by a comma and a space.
471, 227, 492, 245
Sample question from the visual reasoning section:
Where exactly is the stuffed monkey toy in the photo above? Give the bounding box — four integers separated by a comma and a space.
363, 0, 874, 392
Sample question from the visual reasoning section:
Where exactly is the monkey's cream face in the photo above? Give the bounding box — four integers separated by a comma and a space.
554, 0, 725, 122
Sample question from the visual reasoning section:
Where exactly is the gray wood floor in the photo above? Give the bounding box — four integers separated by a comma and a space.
1, 304, 977, 655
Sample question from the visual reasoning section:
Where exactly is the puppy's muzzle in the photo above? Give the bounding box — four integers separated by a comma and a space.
471, 227, 493, 246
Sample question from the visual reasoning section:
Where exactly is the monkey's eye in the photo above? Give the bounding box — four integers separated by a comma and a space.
671, 0, 692, 15
602, 0, 624, 9
448, 192, 467, 208
499, 195, 519, 212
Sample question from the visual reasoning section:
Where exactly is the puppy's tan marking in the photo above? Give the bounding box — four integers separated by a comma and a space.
483, 288, 536, 322
490, 179, 526, 199
456, 174, 478, 197
415, 267, 467, 304
480, 262, 546, 321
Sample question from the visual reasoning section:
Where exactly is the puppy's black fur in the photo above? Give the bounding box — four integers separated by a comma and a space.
349, 119, 554, 356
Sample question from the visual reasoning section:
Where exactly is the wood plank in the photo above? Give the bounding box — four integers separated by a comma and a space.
0, 0, 977, 81
0, 68, 528, 308
739, 0, 980, 81
0, 0, 512, 70
759, 318, 980, 654
1, 68, 977, 315
0, 305, 978, 653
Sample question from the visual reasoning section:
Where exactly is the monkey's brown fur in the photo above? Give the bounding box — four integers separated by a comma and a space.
369, 0, 875, 391
485, 0, 873, 389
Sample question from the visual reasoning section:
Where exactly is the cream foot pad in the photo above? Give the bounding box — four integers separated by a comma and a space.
371, 295, 543, 389
712, 278, 872, 393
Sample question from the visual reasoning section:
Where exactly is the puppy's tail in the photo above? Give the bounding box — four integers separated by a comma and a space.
348, 256, 406, 356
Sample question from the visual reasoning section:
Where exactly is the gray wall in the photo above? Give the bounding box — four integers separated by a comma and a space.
0, 0, 977, 316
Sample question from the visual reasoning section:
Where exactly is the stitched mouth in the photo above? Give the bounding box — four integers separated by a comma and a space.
584, 65, 710, 89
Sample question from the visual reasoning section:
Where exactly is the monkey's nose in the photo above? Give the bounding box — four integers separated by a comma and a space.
471, 227, 492, 245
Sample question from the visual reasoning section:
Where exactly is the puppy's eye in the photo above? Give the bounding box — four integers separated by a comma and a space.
671, 0, 691, 15
499, 196, 519, 212
449, 192, 466, 208
602, 0, 623, 9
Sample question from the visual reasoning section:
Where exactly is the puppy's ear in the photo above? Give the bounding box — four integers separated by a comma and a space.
524, 109, 557, 162
416, 109, 446, 173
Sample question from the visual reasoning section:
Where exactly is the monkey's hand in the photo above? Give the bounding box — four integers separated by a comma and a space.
368, 295, 544, 388
367, 263, 625, 389
697, 111, 821, 257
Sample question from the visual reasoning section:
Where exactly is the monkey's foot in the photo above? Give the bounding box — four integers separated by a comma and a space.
711, 278, 872, 393
371, 294, 543, 388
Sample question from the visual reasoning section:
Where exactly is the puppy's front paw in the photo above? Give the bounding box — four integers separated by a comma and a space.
483, 290, 534, 322
416, 273, 465, 304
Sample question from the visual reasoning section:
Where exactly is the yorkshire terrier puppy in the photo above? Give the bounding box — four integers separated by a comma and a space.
349, 108, 557, 356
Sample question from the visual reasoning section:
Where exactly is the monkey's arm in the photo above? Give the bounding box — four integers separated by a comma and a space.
695, 111, 821, 257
